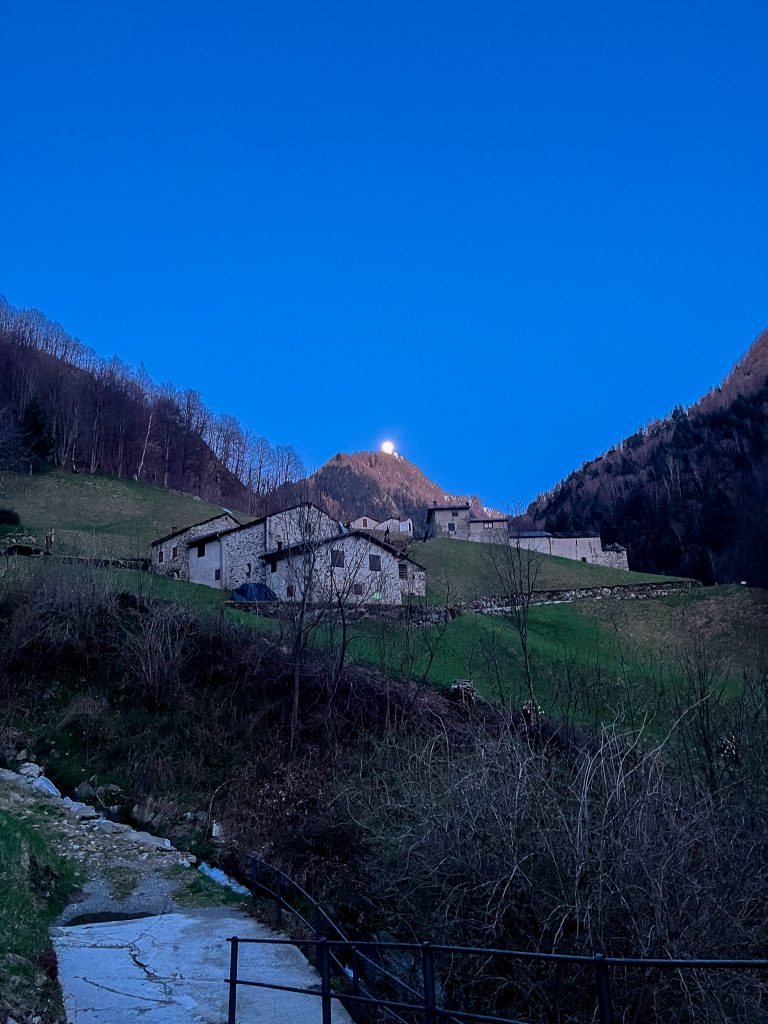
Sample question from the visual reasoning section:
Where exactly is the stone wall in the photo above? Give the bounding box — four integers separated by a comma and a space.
468, 519, 508, 544
150, 513, 238, 581
430, 507, 471, 540
468, 579, 700, 612
269, 533, 404, 606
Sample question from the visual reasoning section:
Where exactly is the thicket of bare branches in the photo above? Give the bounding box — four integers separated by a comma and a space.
0, 296, 303, 507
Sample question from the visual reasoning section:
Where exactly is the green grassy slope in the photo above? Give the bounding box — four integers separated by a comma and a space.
414, 537, 680, 603
0, 469, 248, 559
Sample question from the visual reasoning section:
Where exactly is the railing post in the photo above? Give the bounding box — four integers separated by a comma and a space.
593, 953, 613, 1024
351, 947, 360, 996
422, 942, 436, 1024
275, 871, 283, 929
314, 905, 323, 970
318, 937, 332, 1024
227, 937, 239, 1024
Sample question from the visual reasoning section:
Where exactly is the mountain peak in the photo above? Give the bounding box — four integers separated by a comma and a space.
267, 449, 497, 527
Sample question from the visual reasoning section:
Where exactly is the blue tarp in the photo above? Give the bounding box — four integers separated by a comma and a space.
231, 582, 278, 602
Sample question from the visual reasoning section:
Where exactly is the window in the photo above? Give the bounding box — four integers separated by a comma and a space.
215, 569, 221, 581
277, 541, 283, 551
368, 554, 381, 572
287, 585, 295, 598
197, 543, 205, 557
246, 562, 251, 574
448, 523, 456, 533
158, 549, 164, 564
362, 518, 368, 528
398, 562, 408, 580
269, 557, 277, 573
451, 510, 459, 518
354, 583, 363, 596
331, 549, 345, 568
581, 557, 587, 563
483, 522, 494, 530
172, 545, 178, 559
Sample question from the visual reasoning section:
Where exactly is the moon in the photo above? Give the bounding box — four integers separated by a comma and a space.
381, 440, 395, 455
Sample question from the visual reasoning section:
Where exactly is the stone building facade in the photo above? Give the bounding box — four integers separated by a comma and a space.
425, 504, 629, 570
426, 503, 472, 539
150, 513, 240, 581
262, 531, 426, 606
187, 503, 339, 590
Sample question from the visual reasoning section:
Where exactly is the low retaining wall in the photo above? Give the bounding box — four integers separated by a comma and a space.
469, 579, 700, 613
226, 600, 457, 625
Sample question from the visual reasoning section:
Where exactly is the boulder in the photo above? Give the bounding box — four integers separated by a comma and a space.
31, 776, 61, 798
18, 762, 43, 780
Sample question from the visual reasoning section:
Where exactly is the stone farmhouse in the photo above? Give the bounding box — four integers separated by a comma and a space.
150, 502, 426, 604
349, 514, 377, 530
348, 514, 414, 538
263, 531, 426, 605
426, 502, 628, 570
150, 512, 241, 582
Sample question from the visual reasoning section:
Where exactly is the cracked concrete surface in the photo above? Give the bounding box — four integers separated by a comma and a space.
53, 908, 353, 1023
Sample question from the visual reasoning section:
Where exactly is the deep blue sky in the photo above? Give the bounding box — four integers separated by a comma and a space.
2, 2, 766, 508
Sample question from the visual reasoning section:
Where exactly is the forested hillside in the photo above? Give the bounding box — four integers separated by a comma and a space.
531, 330, 768, 585
0, 297, 303, 509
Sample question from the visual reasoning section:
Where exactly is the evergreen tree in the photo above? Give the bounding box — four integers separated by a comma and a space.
19, 398, 53, 471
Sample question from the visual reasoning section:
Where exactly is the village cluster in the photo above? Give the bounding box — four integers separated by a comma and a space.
149, 500, 627, 606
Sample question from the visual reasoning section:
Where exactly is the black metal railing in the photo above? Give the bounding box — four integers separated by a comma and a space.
227, 856, 768, 1024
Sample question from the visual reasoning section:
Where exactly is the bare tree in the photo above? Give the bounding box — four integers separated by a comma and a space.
485, 512, 544, 710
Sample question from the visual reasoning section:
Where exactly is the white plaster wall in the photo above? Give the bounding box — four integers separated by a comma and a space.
189, 537, 224, 588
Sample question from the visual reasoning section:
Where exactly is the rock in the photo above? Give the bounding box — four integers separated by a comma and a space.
129, 831, 173, 850
131, 801, 154, 826
15, 749, 28, 762
90, 819, 131, 835
74, 781, 96, 800
18, 762, 43, 780
63, 798, 101, 821
31, 775, 61, 798
96, 783, 122, 802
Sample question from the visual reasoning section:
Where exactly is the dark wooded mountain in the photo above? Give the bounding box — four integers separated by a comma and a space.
264, 450, 495, 529
0, 297, 303, 509
530, 329, 768, 585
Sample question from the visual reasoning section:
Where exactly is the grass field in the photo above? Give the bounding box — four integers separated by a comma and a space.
0, 468, 248, 559
0, 803, 79, 1020
413, 537, 679, 602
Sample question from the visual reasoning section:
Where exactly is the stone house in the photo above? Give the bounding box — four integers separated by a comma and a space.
150, 503, 340, 590
150, 513, 240, 581
425, 502, 472, 539
348, 514, 378, 530
262, 531, 426, 606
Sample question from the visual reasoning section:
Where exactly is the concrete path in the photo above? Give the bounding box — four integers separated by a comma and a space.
53, 907, 353, 1023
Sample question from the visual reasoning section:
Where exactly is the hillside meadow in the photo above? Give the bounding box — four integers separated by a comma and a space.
0, 468, 248, 558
